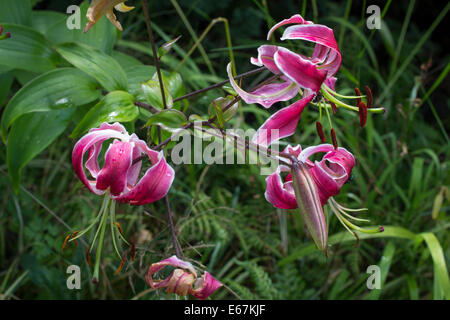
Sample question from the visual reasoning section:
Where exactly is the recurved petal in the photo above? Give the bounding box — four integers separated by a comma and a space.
95, 140, 133, 196
265, 169, 298, 209
267, 14, 313, 40
274, 47, 327, 93
189, 272, 223, 300
252, 94, 314, 147
72, 124, 129, 195
145, 255, 197, 289
227, 63, 299, 108
114, 139, 175, 205
250, 45, 281, 74
281, 24, 341, 76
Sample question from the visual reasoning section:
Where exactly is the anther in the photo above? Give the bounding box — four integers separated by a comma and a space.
330, 102, 338, 114
130, 241, 136, 262
316, 121, 326, 143
358, 102, 367, 128
365, 85, 373, 108
116, 221, 123, 234
355, 88, 362, 105
62, 234, 71, 251
86, 246, 93, 266
331, 128, 338, 150
114, 251, 127, 275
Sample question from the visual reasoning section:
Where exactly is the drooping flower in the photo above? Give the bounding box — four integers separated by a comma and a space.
145, 255, 222, 300
228, 14, 384, 146
72, 122, 174, 205
84, 0, 135, 33
266, 144, 383, 251
227, 14, 341, 146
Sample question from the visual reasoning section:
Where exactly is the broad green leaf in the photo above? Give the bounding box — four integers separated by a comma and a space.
0, 71, 14, 107
31, 11, 66, 34
0, 24, 57, 73
45, 1, 117, 54
111, 51, 143, 69
7, 107, 76, 193
0, 0, 32, 25
208, 96, 238, 122
145, 109, 187, 131
55, 42, 128, 92
71, 91, 138, 138
125, 65, 185, 108
140, 79, 173, 109
125, 65, 156, 98
1, 68, 100, 141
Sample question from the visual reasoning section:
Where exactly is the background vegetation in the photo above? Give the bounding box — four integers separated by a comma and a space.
0, 0, 448, 299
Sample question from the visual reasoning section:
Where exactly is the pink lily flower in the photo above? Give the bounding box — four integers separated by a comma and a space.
227, 14, 341, 147
72, 122, 174, 205
145, 255, 222, 300
266, 144, 382, 251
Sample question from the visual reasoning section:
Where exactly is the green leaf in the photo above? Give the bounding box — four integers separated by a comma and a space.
0, 71, 14, 107
208, 96, 238, 122
7, 107, 76, 193
140, 79, 173, 109
367, 242, 396, 300
125, 65, 156, 98
45, 1, 117, 54
0, 0, 32, 25
145, 109, 187, 131
71, 91, 138, 138
111, 51, 143, 69
419, 233, 450, 299
55, 42, 128, 92
1, 68, 100, 141
0, 24, 57, 73
31, 11, 66, 34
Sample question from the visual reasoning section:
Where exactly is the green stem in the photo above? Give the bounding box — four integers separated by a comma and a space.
92, 197, 110, 283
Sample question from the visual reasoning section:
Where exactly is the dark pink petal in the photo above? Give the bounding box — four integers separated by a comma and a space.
267, 14, 312, 40
145, 255, 197, 289
72, 126, 129, 195
227, 63, 299, 108
95, 140, 133, 196
281, 24, 341, 76
250, 45, 281, 74
252, 94, 314, 147
265, 168, 297, 209
126, 145, 143, 188
189, 272, 223, 300
324, 76, 337, 91
274, 47, 327, 93
299, 145, 355, 205
114, 138, 175, 205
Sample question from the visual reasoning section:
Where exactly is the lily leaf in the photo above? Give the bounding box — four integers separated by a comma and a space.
71, 91, 138, 138
1, 68, 100, 142
145, 109, 187, 132
7, 108, 76, 193
55, 42, 128, 92
0, 24, 57, 73
140, 79, 173, 109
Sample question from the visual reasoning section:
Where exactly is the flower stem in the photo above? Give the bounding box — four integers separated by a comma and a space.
92, 196, 110, 283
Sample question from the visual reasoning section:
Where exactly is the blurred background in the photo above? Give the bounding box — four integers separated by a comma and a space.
0, 0, 448, 299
